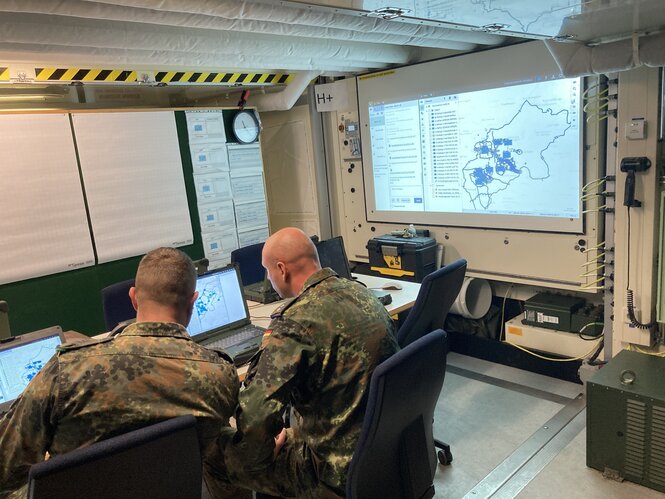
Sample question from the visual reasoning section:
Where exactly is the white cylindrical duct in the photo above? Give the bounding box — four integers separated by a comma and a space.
250, 70, 321, 112
545, 31, 665, 78
450, 277, 492, 319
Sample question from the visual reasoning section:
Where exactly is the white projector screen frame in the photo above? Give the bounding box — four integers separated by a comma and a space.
358, 41, 585, 234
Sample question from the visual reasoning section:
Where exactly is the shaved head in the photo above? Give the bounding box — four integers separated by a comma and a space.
262, 228, 321, 298
263, 228, 319, 269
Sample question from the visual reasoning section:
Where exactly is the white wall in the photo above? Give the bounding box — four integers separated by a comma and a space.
322, 66, 663, 358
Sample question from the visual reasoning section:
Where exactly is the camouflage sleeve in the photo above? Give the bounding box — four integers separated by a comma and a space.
226, 318, 316, 478
0, 356, 59, 497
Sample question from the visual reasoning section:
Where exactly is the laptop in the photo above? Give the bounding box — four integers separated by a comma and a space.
315, 236, 353, 279
230, 243, 281, 305
188, 264, 265, 366
244, 275, 281, 304
0, 326, 66, 414
316, 236, 391, 304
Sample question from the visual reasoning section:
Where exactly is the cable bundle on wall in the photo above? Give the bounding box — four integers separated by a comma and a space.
582, 82, 611, 123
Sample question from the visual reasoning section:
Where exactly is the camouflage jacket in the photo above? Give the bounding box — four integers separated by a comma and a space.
0, 322, 239, 498
231, 268, 398, 495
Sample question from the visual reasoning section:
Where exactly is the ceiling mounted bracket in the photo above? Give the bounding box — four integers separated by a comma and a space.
365, 7, 412, 20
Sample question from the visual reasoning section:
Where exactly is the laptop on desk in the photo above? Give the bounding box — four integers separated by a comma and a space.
243, 275, 281, 304
0, 326, 65, 414
315, 236, 391, 304
315, 236, 352, 280
188, 264, 265, 366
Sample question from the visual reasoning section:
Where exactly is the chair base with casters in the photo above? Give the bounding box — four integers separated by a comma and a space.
435, 437, 453, 465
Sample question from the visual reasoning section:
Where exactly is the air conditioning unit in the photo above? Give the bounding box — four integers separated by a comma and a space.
587, 349, 665, 493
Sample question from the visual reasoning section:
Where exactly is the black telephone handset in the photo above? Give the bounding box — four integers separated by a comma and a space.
620, 157, 651, 207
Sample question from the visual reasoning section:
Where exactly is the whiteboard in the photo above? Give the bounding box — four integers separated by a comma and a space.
0, 114, 94, 285
72, 111, 193, 263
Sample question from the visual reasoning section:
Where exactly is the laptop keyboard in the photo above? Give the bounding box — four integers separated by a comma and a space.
205, 324, 264, 350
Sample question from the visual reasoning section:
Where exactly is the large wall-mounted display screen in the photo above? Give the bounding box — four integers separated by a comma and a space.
359, 42, 584, 233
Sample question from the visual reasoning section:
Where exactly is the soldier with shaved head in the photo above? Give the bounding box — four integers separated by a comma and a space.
206, 228, 398, 498
0, 247, 244, 498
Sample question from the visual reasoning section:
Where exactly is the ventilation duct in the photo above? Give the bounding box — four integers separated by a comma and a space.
250, 70, 321, 112
545, 31, 665, 77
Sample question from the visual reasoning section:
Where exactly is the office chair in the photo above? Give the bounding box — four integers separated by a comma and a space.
347, 329, 448, 499
100, 278, 136, 331
0, 300, 10, 339
28, 415, 202, 499
396, 258, 466, 465
397, 259, 467, 348
230, 242, 265, 286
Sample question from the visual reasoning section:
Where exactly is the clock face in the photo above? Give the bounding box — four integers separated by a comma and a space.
232, 111, 260, 144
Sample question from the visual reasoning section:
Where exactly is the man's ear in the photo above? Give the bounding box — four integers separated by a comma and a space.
185, 291, 199, 326
277, 261, 288, 281
190, 291, 199, 309
129, 287, 138, 311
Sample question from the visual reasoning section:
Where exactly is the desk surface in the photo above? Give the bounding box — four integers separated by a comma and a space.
83, 275, 418, 380
247, 273, 420, 328
88, 273, 419, 344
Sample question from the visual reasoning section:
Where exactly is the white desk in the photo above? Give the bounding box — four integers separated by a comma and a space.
247, 273, 420, 328
89, 274, 419, 380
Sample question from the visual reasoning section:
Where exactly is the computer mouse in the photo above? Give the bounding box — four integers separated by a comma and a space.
382, 281, 403, 291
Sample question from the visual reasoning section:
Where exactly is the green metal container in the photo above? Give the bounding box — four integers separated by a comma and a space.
587, 349, 665, 492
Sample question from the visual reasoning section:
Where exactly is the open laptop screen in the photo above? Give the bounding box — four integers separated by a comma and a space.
316, 236, 352, 280
0, 327, 63, 412
188, 265, 250, 338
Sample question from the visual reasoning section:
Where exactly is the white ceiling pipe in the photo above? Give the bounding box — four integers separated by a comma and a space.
0, 43, 383, 73
0, 14, 416, 66
249, 70, 321, 112
82, 0, 504, 45
545, 31, 665, 77
2, 0, 481, 51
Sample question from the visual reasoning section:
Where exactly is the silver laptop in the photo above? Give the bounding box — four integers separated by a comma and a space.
0, 326, 65, 414
188, 264, 265, 366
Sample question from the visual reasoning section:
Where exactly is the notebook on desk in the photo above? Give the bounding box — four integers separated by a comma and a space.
0, 326, 65, 414
188, 264, 265, 366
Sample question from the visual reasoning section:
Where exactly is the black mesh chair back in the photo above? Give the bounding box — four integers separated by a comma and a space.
347, 329, 448, 499
100, 278, 136, 331
28, 415, 202, 499
397, 259, 467, 348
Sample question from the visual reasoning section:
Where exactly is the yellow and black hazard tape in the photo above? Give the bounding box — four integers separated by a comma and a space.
6, 67, 294, 85
35, 68, 138, 82
154, 71, 293, 85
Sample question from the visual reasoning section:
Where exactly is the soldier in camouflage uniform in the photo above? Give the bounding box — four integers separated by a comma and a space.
0, 247, 244, 499
205, 228, 398, 498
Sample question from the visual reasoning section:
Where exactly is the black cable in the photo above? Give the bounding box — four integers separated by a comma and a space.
626, 206, 656, 330
627, 207, 630, 285
587, 338, 605, 364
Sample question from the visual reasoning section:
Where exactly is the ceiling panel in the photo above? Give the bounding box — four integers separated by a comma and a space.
0, 0, 662, 109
